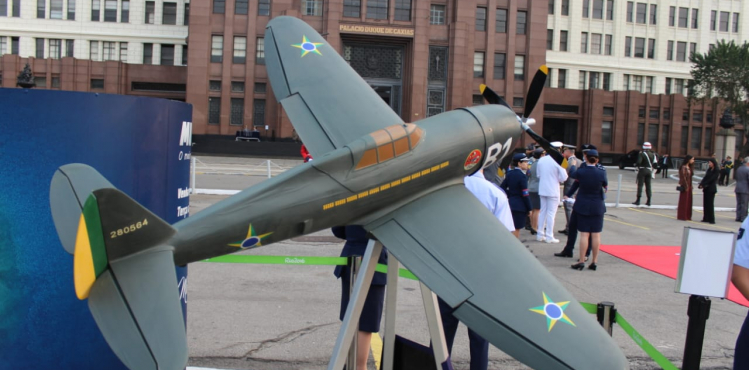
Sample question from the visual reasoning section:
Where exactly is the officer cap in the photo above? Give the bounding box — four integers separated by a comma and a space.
581, 144, 597, 152
550, 141, 564, 148
513, 153, 530, 162
586, 149, 599, 157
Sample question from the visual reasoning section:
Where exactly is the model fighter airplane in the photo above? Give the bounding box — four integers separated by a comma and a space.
49, 16, 627, 370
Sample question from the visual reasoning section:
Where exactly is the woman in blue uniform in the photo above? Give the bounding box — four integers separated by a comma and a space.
500, 153, 533, 238
565, 150, 608, 271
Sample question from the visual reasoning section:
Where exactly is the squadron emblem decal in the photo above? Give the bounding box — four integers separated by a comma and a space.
529, 292, 576, 332
292, 36, 324, 57
228, 224, 273, 249
464, 149, 482, 171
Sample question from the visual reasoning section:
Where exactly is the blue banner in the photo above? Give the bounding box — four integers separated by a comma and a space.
0, 88, 192, 369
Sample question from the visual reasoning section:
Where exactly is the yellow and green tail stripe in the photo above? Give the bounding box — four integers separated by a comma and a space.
73, 194, 108, 300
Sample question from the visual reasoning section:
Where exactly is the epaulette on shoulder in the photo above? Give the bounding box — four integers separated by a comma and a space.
596, 164, 606, 170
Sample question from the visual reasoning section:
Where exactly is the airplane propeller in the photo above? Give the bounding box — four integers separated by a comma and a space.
480, 65, 564, 165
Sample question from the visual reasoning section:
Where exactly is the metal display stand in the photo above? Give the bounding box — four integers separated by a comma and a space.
328, 239, 448, 370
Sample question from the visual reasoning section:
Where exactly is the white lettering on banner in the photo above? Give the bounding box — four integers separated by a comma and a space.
177, 187, 190, 199
179, 121, 192, 147
285, 257, 306, 264
177, 205, 190, 217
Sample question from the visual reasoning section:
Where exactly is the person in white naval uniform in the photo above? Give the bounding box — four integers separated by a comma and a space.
535, 142, 568, 243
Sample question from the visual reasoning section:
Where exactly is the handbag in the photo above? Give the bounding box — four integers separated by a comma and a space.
676, 186, 685, 192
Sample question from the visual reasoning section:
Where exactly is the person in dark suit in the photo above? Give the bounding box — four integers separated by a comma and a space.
660, 154, 671, 178
735, 157, 749, 222
554, 144, 597, 259
332, 226, 388, 370
500, 153, 533, 238
566, 150, 608, 271
699, 158, 720, 224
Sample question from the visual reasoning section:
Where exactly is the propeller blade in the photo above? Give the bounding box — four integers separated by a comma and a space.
479, 84, 512, 110
522, 65, 548, 119
523, 126, 564, 166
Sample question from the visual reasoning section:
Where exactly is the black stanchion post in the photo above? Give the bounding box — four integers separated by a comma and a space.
682, 295, 711, 370
596, 301, 617, 336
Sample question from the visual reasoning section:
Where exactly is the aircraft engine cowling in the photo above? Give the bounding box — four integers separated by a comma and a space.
459, 105, 524, 173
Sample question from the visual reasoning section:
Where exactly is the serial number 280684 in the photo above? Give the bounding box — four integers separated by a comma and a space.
110, 219, 149, 239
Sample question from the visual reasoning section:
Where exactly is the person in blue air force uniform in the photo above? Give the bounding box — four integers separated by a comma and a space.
501, 153, 533, 238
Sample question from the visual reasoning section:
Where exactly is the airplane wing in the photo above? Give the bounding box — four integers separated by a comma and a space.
264, 16, 404, 158
365, 185, 628, 370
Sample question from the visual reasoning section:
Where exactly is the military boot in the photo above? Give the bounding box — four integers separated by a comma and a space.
632, 197, 640, 206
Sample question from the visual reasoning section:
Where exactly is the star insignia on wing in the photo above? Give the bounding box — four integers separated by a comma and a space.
291, 35, 324, 57
529, 292, 576, 332
228, 224, 273, 249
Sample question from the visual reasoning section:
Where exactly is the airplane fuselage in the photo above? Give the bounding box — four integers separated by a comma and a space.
170, 105, 521, 266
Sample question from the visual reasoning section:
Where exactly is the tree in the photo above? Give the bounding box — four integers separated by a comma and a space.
689, 40, 749, 157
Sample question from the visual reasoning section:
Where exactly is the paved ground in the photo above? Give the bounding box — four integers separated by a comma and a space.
185, 156, 747, 370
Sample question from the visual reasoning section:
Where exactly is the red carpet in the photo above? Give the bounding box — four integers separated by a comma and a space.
600, 245, 749, 307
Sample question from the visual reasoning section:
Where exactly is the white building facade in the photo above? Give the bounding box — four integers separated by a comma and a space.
546, 0, 748, 95
0, 0, 189, 65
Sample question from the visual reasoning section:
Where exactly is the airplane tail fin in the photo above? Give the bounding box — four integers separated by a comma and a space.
50, 164, 187, 370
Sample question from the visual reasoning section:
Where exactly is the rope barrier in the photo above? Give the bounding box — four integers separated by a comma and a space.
203, 254, 679, 369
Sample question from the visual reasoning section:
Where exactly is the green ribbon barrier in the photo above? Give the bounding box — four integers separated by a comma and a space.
204, 254, 679, 370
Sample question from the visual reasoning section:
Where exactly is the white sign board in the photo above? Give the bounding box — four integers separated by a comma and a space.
675, 227, 736, 298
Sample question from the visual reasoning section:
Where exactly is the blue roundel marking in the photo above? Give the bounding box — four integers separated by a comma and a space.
302, 42, 316, 51
545, 304, 563, 320
241, 236, 261, 249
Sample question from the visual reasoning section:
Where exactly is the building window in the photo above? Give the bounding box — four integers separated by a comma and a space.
678, 7, 688, 28
634, 37, 645, 58
546, 30, 553, 50
545, 69, 552, 87
253, 99, 266, 127
579, 71, 587, 90
635, 3, 646, 24
603, 107, 614, 116
662, 125, 669, 148
514, 55, 525, 81
633, 75, 642, 91
650, 109, 659, 119
89, 40, 99, 61
230, 98, 244, 126
623, 74, 630, 90
681, 129, 688, 151
65, 39, 74, 57
707, 111, 713, 123
733, 13, 740, 32
675, 79, 684, 95
231, 81, 244, 92
303, 0, 322, 16
693, 111, 703, 122
705, 128, 712, 150
0, 37, 6, 55
669, 6, 675, 27
213, 0, 225, 14
719, 11, 729, 32
120, 42, 127, 62
473, 52, 484, 78
11, 36, 18, 54
602, 121, 612, 144
667, 41, 673, 61
91, 0, 100, 21
691, 127, 701, 149
163, 2, 177, 24
690, 42, 696, 60
49, 39, 61, 59
646, 76, 653, 93
603, 72, 612, 90
665, 77, 672, 94
367, 0, 387, 20
473, 94, 484, 106
549, 0, 554, 15
561, 0, 569, 16
35, 38, 44, 58
648, 124, 658, 144
625, 36, 631, 57
51, 76, 60, 88
211, 36, 223, 63
493, 53, 505, 79
710, 11, 716, 30
647, 38, 655, 59
37, 0, 44, 18
102, 41, 115, 60
592, 0, 603, 19
343, 0, 360, 17
637, 123, 645, 145
560, 30, 568, 51
682, 110, 689, 121
208, 98, 221, 124
121, 0, 129, 22
145, 1, 154, 23
606, 0, 613, 20
513, 97, 524, 107
517, 10, 527, 35
394, 0, 410, 21
68, 0, 76, 20
50, 0, 63, 19
90, 78, 104, 89
233, 37, 246, 64
495, 9, 507, 32
604, 34, 612, 55
256, 37, 265, 64
582, 0, 589, 18
626, 1, 633, 22
558, 69, 566, 88
161, 44, 174, 65
676, 41, 686, 61
209, 80, 221, 91
235, 0, 248, 15
691, 8, 698, 29
143, 43, 152, 64
591, 33, 601, 54
254, 83, 266, 93
430, 4, 445, 25
580, 32, 588, 53
182, 45, 187, 65
34, 76, 47, 88
476, 7, 486, 31
649, 4, 656, 24
103, 0, 116, 22
589, 71, 599, 89
258, 0, 269, 16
